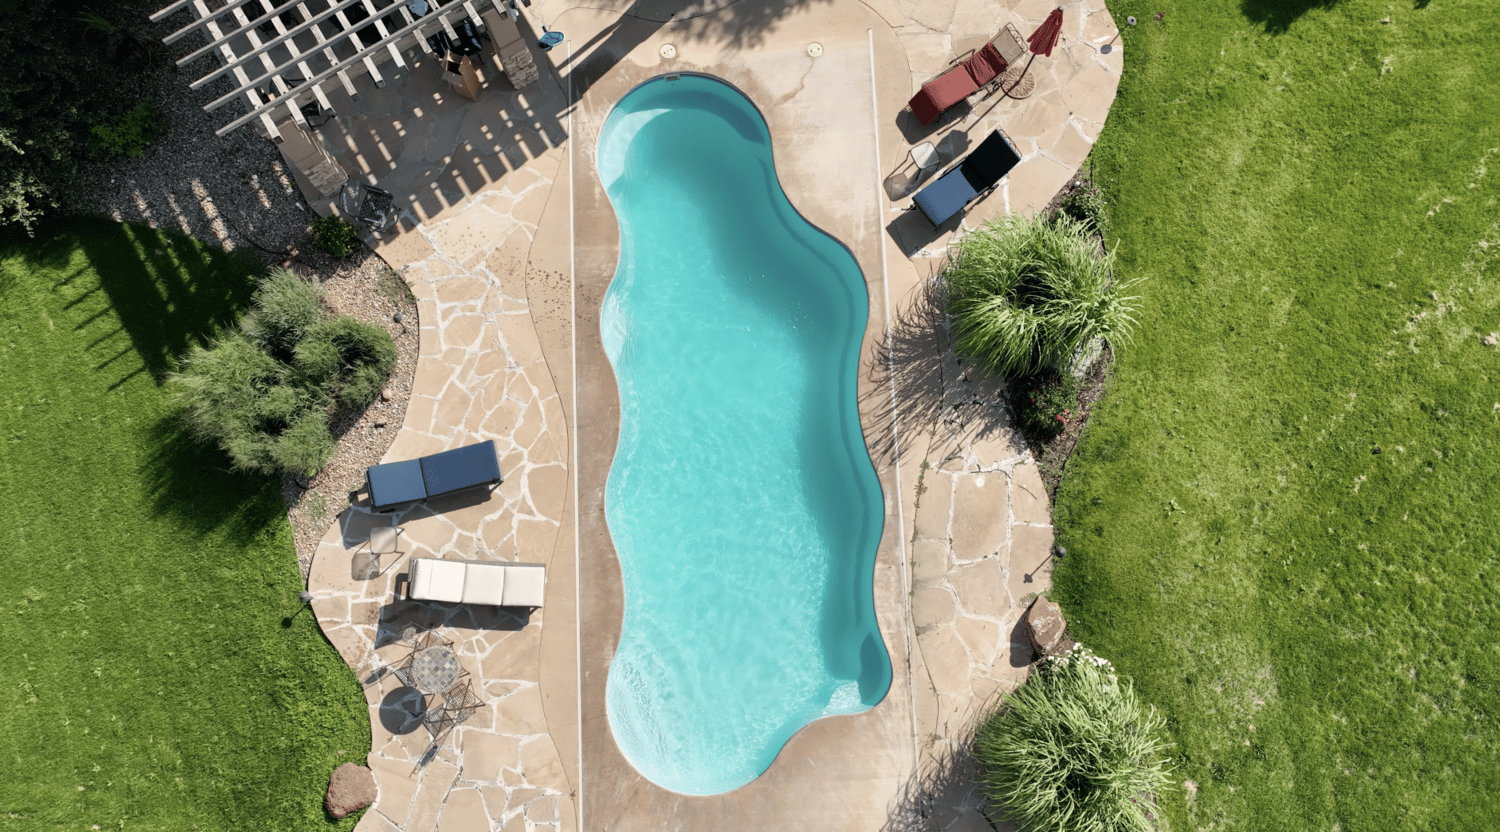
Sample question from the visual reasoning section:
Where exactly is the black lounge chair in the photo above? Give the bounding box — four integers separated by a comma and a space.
911, 130, 1022, 226
366, 440, 502, 512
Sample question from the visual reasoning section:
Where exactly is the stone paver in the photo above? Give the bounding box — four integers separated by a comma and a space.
307, 116, 574, 830
295, 0, 1118, 827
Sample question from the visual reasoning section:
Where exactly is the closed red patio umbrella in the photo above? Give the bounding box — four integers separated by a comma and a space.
1028, 6, 1065, 58
1000, 6, 1065, 99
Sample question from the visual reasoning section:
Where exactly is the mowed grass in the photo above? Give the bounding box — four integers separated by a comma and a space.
0, 219, 368, 830
1050, 1, 1500, 830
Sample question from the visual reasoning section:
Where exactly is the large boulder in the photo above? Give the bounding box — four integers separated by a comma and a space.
1023, 596, 1069, 658
326, 763, 376, 819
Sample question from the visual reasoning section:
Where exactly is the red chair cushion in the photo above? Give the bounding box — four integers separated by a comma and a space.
964, 43, 1007, 86
908, 66, 980, 125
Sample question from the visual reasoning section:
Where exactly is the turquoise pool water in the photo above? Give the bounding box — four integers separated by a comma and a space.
597, 75, 891, 796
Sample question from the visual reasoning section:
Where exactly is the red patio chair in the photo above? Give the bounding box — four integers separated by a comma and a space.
908, 42, 1009, 125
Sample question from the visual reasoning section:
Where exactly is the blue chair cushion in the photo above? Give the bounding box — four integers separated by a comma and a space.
914, 167, 980, 226
419, 440, 501, 498
367, 459, 427, 509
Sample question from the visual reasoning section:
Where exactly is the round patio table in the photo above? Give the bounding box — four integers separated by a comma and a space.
409, 645, 461, 694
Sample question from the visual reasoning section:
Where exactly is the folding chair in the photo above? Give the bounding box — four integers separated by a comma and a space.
339, 180, 396, 232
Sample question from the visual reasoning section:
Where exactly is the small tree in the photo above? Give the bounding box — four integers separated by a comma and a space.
241, 268, 327, 356
169, 269, 395, 476
974, 645, 1172, 832
945, 213, 1142, 378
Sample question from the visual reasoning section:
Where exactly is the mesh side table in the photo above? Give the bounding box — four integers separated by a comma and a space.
910, 141, 942, 171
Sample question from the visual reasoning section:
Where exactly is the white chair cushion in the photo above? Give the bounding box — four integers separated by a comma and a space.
501, 563, 546, 607
461, 562, 507, 605
410, 558, 465, 603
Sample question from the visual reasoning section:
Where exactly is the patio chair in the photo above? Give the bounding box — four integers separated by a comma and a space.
372, 525, 402, 553
990, 23, 1029, 74
388, 650, 418, 688
339, 180, 396, 233
407, 557, 547, 608
365, 440, 503, 512
423, 701, 465, 742
908, 44, 1008, 125
411, 630, 450, 652
911, 130, 1022, 226
419, 680, 480, 743
441, 680, 483, 724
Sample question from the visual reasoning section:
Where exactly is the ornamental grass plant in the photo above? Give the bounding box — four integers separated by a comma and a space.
974, 645, 1172, 832
945, 213, 1141, 378
171, 268, 395, 475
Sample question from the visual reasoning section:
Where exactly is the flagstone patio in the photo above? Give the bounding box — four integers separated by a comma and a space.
298, 0, 1118, 829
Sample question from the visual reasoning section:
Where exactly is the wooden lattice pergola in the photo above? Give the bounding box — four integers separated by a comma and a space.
151, 0, 519, 142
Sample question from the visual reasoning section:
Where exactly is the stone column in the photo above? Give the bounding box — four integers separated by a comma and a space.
272, 116, 347, 198
482, 8, 539, 89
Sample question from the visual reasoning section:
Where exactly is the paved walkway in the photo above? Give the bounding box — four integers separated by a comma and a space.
308, 145, 578, 832
298, 0, 1119, 829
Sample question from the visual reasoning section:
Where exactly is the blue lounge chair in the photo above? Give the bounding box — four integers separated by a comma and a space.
912, 130, 1022, 226
366, 440, 502, 512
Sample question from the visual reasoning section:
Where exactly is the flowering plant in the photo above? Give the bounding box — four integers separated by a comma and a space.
1009, 370, 1080, 440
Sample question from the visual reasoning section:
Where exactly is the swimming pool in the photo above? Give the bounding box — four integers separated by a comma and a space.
597, 75, 891, 796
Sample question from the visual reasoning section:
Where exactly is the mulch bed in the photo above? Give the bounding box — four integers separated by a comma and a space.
1010, 160, 1115, 503
1020, 346, 1112, 502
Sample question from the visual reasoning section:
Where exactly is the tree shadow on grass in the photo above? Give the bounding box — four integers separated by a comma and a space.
140, 412, 289, 537
1240, 0, 1349, 34
61, 216, 261, 387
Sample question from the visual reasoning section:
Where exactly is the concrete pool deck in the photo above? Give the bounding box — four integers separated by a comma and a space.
302, 0, 1119, 829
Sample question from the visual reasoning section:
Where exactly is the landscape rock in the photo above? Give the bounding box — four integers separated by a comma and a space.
326, 763, 377, 819
1023, 596, 1069, 658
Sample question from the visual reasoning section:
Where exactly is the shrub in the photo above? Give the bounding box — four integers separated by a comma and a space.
296, 316, 397, 408
1009, 370, 1079, 440
337, 362, 392, 411
269, 409, 336, 475
974, 644, 1172, 832
169, 269, 396, 476
1057, 184, 1111, 241
311, 214, 358, 258
242, 269, 326, 356
173, 334, 287, 447
0, 4, 163, 233
89, 100, 162, 158
945, 213, 1142, 378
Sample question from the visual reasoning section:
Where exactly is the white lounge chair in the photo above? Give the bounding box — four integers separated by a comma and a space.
407, 557, 546, 608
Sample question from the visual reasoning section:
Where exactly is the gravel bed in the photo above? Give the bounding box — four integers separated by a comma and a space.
67, 13, 418, 582
276, 252, 419, 580
72, 9, 314, 256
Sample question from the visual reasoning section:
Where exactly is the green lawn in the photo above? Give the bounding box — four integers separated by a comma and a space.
0, 219, 369, 830
1052, 1, 1500, 829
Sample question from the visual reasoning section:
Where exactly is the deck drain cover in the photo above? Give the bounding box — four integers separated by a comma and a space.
660, 43, 677, 59
807, 42, 823, 57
